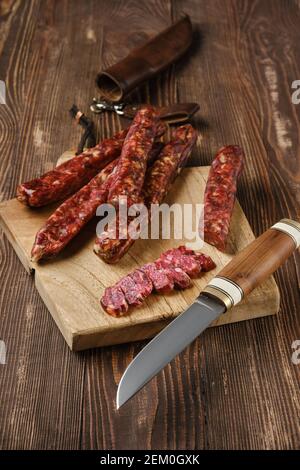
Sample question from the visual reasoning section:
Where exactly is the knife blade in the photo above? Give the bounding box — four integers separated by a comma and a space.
116, 218, 300, 409
117, 294, 225, 409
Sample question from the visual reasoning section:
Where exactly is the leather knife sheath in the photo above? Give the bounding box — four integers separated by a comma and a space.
96, 15, 193, 102
122, 102, 200, 124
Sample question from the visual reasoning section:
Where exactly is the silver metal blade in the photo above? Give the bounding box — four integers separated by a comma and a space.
116, 294, 225, 409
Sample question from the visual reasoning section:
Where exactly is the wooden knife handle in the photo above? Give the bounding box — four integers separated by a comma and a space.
203, 219, 300, 310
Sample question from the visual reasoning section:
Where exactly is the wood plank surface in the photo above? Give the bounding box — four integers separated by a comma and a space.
0, 0, 299, 450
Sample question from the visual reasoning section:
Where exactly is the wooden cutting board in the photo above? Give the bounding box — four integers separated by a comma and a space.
0, 167, 280, 351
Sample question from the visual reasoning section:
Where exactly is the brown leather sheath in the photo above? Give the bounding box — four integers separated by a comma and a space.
96, 15, 193, 102
122, 102, 200, 124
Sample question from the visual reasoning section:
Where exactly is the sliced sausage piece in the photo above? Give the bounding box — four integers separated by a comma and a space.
103, 270, 153, 316
100, 286, 128, 317
193, 252, 216, 272
117, 276, 145, 306
158, 253, 201, 277
204, 145, 244, 251
100, 246, 216, 316
141, 263, 174, 294
156, 263, 191, 289
175, 245, 196, 256
130, 270, 153, 299
158, 246, 216, 274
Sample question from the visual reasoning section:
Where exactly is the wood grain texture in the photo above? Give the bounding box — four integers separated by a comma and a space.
0, 167, 280, 350
0, 0, 299, 450
213, 226, 296, 299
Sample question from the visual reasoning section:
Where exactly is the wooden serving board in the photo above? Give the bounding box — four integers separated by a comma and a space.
0, 167, 280, 351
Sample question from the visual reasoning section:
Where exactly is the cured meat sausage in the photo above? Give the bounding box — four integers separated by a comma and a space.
95, 124, 197, 263
146, 141, 164, 167
100, 246, 215, 316
158, 252, 201, 277
141, 263, 174, 293
203, 145, 244, 251
17, 121, 166, 208
193, 252, 216, 272
17, 129, 127, 207
30, 140, 164, 261
102, 269, 154, 316
142, 124, 197, 206
100, 286, 128, 317
156, 264, 191, 289
163, 246, 215, 272
129, 270, 153, 299
108, 106, 159, 208
158, 246, 216, 276
31, 159, 118, 261
117, 276, 145, 306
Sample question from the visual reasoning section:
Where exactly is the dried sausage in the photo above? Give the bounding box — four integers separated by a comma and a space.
203, 145, 244, 251
129, 270, 153, 299
142, 124, 197, 206
17, 129, 128, 207
156, 264, 191, 289
31, 159, 118, 261
141, 263, 174, 294
118, 276, 145, 306
108, 106, 159, 208
158, 246, 216, 276
94, 125, 197, 263
100, 286, 128, 317
193, 252, 216, 272
30, 139, 164, 261
100, 246, 215, 316
17, 117, 166, 208
158, 251, 201, 277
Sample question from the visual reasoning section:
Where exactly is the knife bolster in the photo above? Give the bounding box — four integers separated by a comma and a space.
203, 279, 243, 311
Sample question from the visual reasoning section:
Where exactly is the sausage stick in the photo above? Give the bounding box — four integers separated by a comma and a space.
94, 125, 197, 263
30, 142, 164, 261
203, 145, 244, 251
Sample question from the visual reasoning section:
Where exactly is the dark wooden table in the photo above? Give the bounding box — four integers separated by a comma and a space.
0, 0, 299, 450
